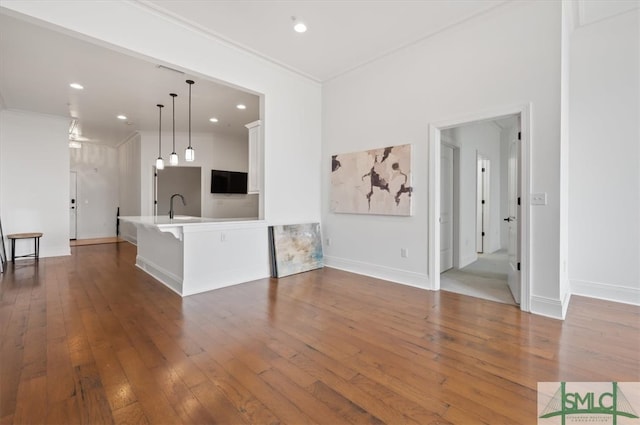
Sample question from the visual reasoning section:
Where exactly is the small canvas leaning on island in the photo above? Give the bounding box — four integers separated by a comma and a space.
269, 223, 324, 278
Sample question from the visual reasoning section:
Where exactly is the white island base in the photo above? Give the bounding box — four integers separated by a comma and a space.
120, 216, 270, 296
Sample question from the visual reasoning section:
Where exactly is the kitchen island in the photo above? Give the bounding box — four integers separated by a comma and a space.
119, 216, 270, 296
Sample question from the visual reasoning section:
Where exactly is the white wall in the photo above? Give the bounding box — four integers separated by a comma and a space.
70, 143, 119, 239
156, 166, 202, 217
211, 131, 248, 172
208, 131, 259, 219
139, 130, 258, 219
1, 1, 322, 227
444, 121, 503, 265
558, 0, 573, 315
0, 109, 70, 258
208, 194, 259, 219
140, 131, 212, 217
322, 1, 564, 316
117, 134, 141, 243
569, 8, 640, 305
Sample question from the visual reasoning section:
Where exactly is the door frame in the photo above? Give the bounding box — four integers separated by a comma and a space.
428, 103, 531, 312
440, 142, 456, 272
70, 170, 77, 240
476, 154, 490, 254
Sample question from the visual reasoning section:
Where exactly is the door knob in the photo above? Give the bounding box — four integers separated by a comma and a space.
503, 217, 511, 222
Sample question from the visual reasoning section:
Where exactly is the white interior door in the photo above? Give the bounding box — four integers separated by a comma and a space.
440, 144, 454, 272
476, 156, 490, 253
507, 136, 521, 304
70, 171, 77, 240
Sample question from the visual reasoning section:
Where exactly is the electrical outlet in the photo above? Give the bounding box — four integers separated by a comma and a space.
326, 238, 332, 246
401, 248, 409, 258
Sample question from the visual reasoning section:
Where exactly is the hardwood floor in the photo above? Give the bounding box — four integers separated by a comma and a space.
1, 242, 638, 424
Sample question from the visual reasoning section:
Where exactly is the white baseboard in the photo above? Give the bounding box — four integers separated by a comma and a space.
530, 292, 571, 320
77, 232, 117, 239
562, 291, 571, 318
571, 279, 640, 306
136, 255, 182, 296
40, 246, 71, 258
121, 234, 137, 245
324, 255, 430, 290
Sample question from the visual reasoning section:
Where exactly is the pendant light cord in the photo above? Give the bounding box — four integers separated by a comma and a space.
170, 93, 177, 153
187, 80, 194, 148
157, 104, 164, 156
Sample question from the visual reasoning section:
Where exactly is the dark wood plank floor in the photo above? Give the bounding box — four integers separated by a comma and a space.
1, 242, 638, 424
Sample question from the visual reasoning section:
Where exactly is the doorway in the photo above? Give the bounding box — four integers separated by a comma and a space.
70, 171, 77, 240
439, 122, 515, 305
429, 105, 530, 311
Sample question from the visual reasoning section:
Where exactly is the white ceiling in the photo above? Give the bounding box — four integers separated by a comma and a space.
0, 1, 506, 147
0, 12, 260, 147
141, 0, 508, 82
1, 0, 633, 148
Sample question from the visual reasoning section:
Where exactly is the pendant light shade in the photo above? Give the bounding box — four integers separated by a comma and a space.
169, 152, 179, 166
169, 153, 179, 165
156, 104, 165, 170
185, 146, 195, 162
185, 79, 195, 162
169, 93, 178, 166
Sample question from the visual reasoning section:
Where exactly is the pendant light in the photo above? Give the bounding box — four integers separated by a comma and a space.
169, 93, 178, 166
156, 104, 165, 170
185, 79, 195, 162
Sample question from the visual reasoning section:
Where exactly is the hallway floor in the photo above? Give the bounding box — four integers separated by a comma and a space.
441, 250, 516, 305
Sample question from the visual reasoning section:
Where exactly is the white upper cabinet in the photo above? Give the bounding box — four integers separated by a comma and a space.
245, 120, 261, 194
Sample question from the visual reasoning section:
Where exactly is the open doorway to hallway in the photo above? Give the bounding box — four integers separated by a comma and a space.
439, 115, 520, 305
441, 250, 513, 304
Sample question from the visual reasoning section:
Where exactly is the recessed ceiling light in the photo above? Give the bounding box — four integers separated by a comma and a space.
69, 83, 84, 90
117, 115, 127, 120
236, 104, 246, 110
292, 16, 307, 33
209, 117, 219, 123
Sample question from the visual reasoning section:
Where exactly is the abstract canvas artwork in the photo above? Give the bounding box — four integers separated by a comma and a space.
269, 223, 324, 278
331, 144, 413, 216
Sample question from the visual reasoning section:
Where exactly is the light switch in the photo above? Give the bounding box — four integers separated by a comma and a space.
531, 193, 547, 205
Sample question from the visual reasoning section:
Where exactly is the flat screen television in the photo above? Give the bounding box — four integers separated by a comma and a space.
211, 170, 248, 194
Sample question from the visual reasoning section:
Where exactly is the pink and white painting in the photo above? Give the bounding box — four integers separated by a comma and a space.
330, 144, 413, 216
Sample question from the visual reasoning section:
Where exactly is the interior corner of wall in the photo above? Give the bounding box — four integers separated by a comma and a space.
561, 290, 571, 319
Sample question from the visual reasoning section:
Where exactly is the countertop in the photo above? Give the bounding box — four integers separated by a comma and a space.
119, 216, 265, 240
119, 215, 260, 227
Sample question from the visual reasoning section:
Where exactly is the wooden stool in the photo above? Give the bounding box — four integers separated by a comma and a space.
7, 233, 43, 263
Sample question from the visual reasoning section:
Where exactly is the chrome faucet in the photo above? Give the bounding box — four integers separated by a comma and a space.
169, 194, 186, 219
